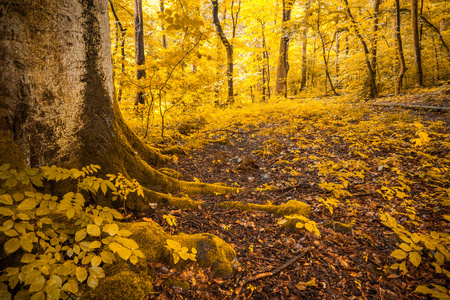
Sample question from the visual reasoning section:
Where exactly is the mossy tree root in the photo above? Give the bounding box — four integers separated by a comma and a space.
83, 103, 237, 211
218, 199, 311, 217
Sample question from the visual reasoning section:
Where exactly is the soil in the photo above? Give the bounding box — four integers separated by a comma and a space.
127, 92, 450, 300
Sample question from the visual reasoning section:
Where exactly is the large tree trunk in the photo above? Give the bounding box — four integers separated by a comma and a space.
411, 0, 423, 86
0, 0, 230, 212
275, 0, 294, 98
134, 0, 146, 105
211, 0, 234, 103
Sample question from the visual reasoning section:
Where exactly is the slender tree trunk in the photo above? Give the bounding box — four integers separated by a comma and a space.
300, 27, 308, 91
335, 20, 340, 82
343, 0, 377, 98
109, 0, 126, 102
275, 0, 294, 97
212, 0, 234, 103
134, 0, 146, 105
411, 0, 423, 86
262, 23, 271, 99
371, 0, 380, 86
160, 0, 167, 49
394, 0, 407, 95
318, 31, 338, 95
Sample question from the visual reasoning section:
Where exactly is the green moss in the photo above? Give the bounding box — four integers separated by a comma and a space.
324, 221, 353, 233
275, 200, 311, 216
203, 138, 232, 145
82, 271, 153, 300
0, 131, 26, 170
160, 145, 191, 155
158, 168, 183, 179
172, 233, 237, 278
121, 221, 168, 262
219, 199, 311, 217
164, 278, 190, 290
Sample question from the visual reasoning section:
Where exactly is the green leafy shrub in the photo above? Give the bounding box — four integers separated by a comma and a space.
0, 164, 145, 299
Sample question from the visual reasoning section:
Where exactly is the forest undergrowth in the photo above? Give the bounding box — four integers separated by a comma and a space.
117, 85, 450, 299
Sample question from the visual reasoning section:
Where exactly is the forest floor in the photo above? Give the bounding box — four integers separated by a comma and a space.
134, 86, 450, 299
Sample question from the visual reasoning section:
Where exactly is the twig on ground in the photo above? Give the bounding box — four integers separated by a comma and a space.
234, 248, 311, 296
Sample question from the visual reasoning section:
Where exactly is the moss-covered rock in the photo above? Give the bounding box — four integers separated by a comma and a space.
122, 221, 237, 278
82, 270, 153, 300
219, 199, 311, 217
172, 233, 237, 278
324, 221, 353, 233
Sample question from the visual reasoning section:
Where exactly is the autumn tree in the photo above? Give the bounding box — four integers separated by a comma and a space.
275, 0, 295, 97
0, 0, 229, 211
342, 0, 378, 98
211, 0, 235, 103
394, 0, 407, 95
411, 0, 424, 86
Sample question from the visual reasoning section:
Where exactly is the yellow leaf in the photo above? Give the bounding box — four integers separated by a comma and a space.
94, 216, 103, 226
116, 237, 139, 250
4, 238, 20, 255
17, 199, 37, 210
304, 222, 314, 232
166, 239, 181, 251
399, 243, 412, 252
89, 266, 105, 278
117, 229, 132, 237
86, 224, 101, 236
129, 255, 138, 265
409, 251, 421, 267
21, 253, 36, 263
116, 247, 132, 260
391, 249, 407, 260
91, 256, 102, 267
100, 251, 115, 264
87, 275, 98, 289
29, 275, 45, 292
75, 229, 86, 242
89, 241, 102, 249
414, 285, 435, 294
102, 223, 119, 236
76, 267, 88, 283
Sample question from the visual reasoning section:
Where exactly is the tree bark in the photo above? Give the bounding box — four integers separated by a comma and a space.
211, 0, 234, 103
0, 0, 230, 211
109, 0, 126, 102
160, 0, 167, 49
300, 0, 312, 92
394, 0, 407, 95
411, 0, 423, 86
275, 0, 294, 97
261, 22, 271, 101
370, 0, 380, 84
134, 0, 146, 104
300, 27, 308, 91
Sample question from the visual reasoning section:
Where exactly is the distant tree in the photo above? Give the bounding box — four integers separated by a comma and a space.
411, 0, 424, 86
394, 0, 407, 95
134, 0, 146, 104
211, 0, 235, 103
275, 0, 295, 97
